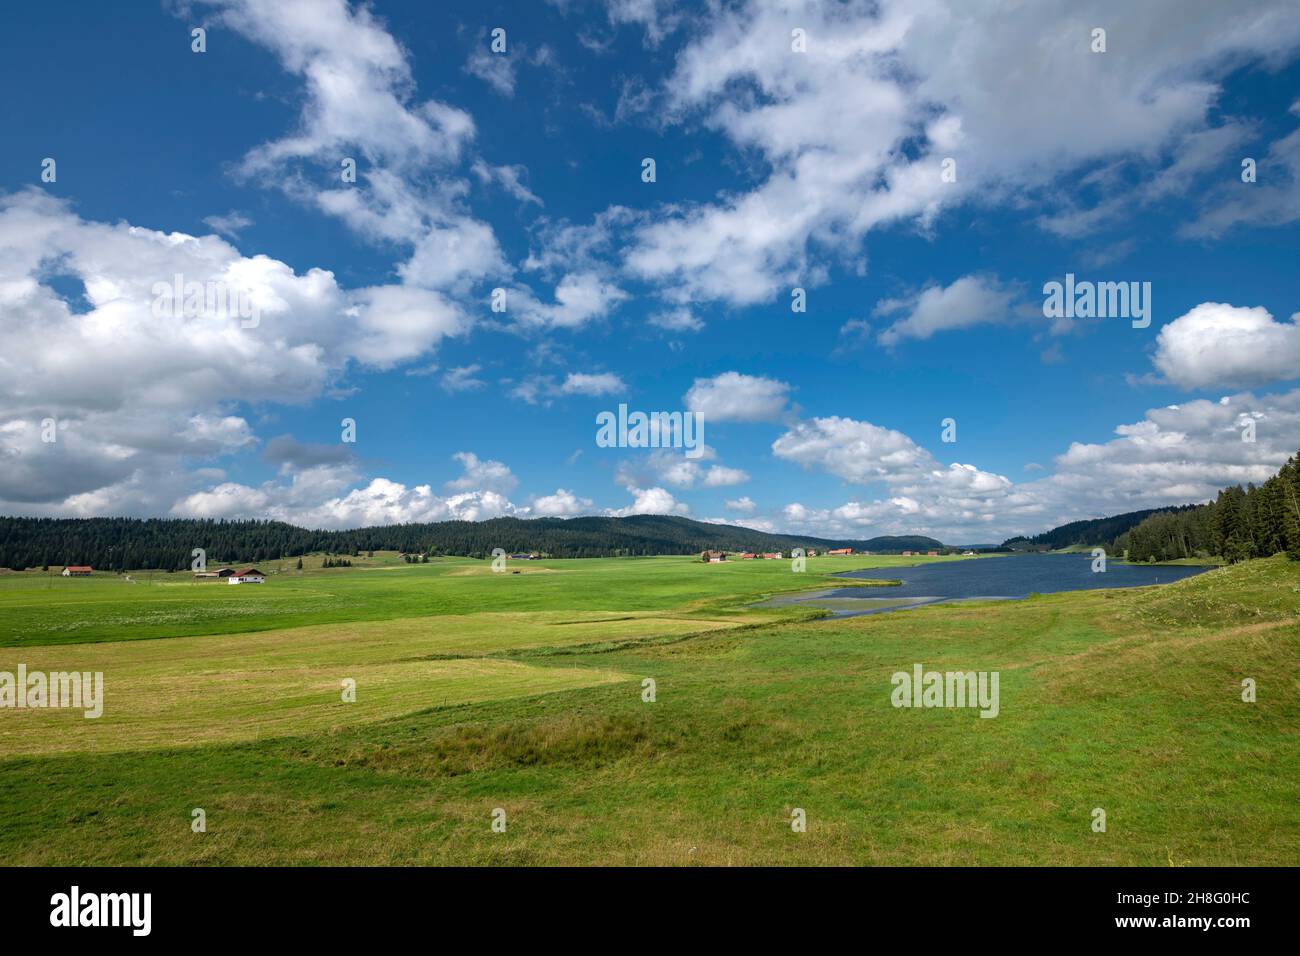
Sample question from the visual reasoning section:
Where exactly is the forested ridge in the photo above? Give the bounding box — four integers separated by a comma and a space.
8, 452, 1299, 570
0, 513, 944, 571
1003, 506, 1200, 551
1117, 450, 1300, 562
1008, 450, 1300, 563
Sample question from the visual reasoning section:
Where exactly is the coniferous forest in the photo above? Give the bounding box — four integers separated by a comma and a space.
1004, 506, 1201, 552
997, 452, 1300, 564
0, 513, 941, 571
1117, 450, 1300, 563
3, 452, 1297, 570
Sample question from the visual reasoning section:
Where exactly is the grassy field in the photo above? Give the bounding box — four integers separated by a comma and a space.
1, 552, 1297, 865
0, 551, 922, 647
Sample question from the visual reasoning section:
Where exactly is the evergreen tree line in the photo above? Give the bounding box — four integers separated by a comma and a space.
7, 457, 1298, 571
1115, 451, 1300, 563
1004, 505, 1201, 550
0, 514, 914, 571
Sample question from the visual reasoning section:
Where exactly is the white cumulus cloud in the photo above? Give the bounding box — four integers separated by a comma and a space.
684, 372, 791, 423
1151, 302, 1300, 389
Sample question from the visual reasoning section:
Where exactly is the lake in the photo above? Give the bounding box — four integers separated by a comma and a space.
759, 553, 1213, 617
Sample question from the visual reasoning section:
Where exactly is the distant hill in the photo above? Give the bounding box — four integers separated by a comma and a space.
0, 514, 946, 570
853, 535, 946, 552
1004, 506, 1200, 551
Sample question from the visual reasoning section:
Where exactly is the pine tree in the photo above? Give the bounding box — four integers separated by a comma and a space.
1256, 478, 1285, 556
1280, 457, 1300, 560
1212, 487, 1244, 556
1224, 533, 1251, 565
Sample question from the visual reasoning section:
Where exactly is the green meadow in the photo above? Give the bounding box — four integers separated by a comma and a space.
0, 552, 1296, 865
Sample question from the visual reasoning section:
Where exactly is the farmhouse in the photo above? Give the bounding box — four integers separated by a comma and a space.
738, 552, 757, 560
700, 550, 727, 563
193, 568, 234, 579
61, 566, 93, 577
761, 552, 782, 560
828, 548, 852, 556
227, 567, 266, 584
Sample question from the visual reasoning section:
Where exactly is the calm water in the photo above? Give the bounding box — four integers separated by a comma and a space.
761, 553, 1212, 617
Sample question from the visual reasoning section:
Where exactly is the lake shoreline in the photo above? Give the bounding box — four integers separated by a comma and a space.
759, 553, 1213, 618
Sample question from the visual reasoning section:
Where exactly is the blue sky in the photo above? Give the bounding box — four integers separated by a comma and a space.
2, 0, 1299, 542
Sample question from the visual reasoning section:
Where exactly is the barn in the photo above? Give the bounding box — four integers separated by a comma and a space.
194, 568, 234, 579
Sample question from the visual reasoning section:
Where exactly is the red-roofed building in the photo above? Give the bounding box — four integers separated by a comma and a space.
61, 566, 93, 577
228, 567, 266, 584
